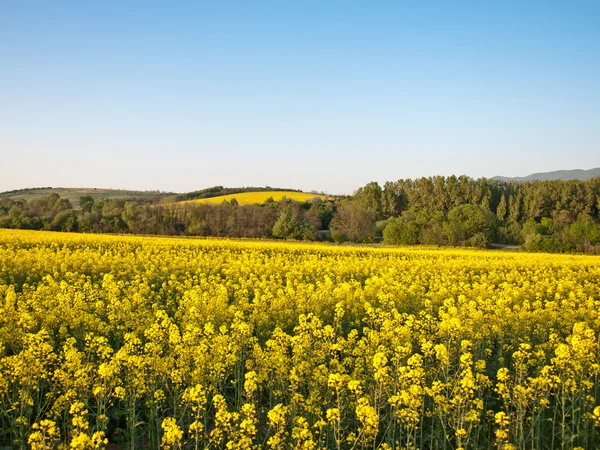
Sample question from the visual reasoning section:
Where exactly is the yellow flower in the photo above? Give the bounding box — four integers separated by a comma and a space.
161, 417, 183, 450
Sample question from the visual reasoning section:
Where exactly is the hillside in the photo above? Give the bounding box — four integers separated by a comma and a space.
0, 187, 171, 208
493, 167, 600, 182
180, 190, 325, 205
0, 186, 326, 209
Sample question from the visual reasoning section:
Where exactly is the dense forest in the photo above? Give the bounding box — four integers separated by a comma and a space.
1, 176, 600, 254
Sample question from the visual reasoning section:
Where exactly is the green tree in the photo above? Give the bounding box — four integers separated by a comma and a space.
354, 182, 383, 220
383, 214, 420, 245
51, 209, 78, 232
381, 182, 402, 218
496, 194, 508, 221
446, 204, 496, 246
79, 195, 94, 213
305, 199, 325, 230
272, 207, 316, 240
560, 217, 600, 251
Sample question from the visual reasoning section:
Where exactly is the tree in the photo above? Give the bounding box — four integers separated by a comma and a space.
51, 209, 78, 232
508, 191, 522, 223
496, 194, 508, 221
354, 182, 383, 220
272, 207, 316, 240
381, 182, 402, 219
330, 201, 376, 243
305, 200, 324, 230
272, 209, 297, 239
79, 195, 94, 214
560, 217, 600, 251
383, 214, 420, 245
521, 217, 571, 253
419, 212, 448, 246
446, 204, 496, 246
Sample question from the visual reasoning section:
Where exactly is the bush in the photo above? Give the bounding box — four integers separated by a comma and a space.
383, 216, 420, 245
560, 217, 600, 250
466, 232, 489, 249
446, 204, 497, 245
523, 234, 572, 253
420, 222, 448, 246
272, 209, 316, 240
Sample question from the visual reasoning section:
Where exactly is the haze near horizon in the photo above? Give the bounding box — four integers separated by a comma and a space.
1, 1, 599, 195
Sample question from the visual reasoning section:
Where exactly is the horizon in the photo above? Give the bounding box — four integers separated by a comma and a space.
2, 1, 599, 195
3, 166, 600, 198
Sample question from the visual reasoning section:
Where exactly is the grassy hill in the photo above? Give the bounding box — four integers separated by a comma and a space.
0, 187, 171, 208
493, 168, 600, 182
0, 187, 327, 209
180, 191, 325, 205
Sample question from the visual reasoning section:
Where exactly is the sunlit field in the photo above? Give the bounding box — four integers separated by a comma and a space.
179, 191, 324, 205
1, 229, 599, 449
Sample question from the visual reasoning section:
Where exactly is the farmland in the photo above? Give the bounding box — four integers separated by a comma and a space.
0, 188, 170, 209
0, 228, 599, 448
178, 190, 325, 205
2, 177, 599, 254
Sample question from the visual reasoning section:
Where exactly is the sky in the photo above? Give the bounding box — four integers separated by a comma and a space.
1, 1, 599, 195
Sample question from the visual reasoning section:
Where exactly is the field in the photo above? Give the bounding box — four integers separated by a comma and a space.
0, 188, 170, 209
1, 229, 599, 449
179, 191, 325, 205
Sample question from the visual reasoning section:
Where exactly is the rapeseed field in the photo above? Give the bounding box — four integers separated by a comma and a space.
179, 191, 324, 205
0, 229, 599, 449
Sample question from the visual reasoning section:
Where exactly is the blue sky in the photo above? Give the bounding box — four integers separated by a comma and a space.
1, 1, 599, 194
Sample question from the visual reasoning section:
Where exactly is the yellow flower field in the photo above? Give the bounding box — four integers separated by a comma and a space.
179, 191, 324, 205
0, 228, 599, 449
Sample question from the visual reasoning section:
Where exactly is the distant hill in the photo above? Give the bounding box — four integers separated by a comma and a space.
0, 186, 327, 209
173, 186, 310, 202
493, 168, 600, 182
0, 187, 172, 208
179, 191, 325, 206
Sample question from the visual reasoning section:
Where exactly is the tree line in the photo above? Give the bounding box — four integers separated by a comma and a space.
1, 176, 599, 253
0, 193, 334, 241
344, 176, 600, 253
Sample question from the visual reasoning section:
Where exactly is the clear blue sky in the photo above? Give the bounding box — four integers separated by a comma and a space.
1, 1, 599, 194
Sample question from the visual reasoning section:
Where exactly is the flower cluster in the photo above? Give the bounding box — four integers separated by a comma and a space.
0, 228, 599, 448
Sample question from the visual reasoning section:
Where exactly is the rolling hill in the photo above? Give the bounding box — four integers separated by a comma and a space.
179, 191, 325, 205
493, 168, 600, 182
0, 187, 172, 208
0, 186, 327, 209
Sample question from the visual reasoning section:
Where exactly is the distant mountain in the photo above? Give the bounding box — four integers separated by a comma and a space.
493, 168, 600, 182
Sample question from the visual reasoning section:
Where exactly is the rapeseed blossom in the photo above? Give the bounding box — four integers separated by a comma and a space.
0, 228, 599, 448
